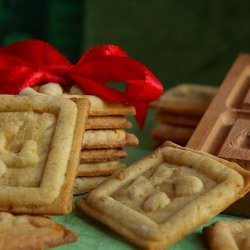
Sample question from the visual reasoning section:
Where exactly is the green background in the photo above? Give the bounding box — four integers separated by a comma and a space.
2, 0, 250, 89
0, 1, 250, 249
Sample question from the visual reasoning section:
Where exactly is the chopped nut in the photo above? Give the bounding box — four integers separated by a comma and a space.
19, 87, 40, 96
116, 173, 124, 180
38, 83, 63, 96
128, 176, 153, 200
175, 175, 204, 196
69, 85, 85, 95
143, 192, 170, 212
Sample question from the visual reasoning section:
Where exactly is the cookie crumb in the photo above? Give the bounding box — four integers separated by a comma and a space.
116, 173, 124, 180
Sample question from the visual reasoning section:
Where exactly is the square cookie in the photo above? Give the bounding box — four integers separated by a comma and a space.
86, 116, 132, 130
80, 149, 128, 163
204, 220, 250, 250
20, 87, 136, 116
77, 161, 126, 177
0, 95, 89, 215
151, 123, 194, 145
151, 84, 217, 115
76, 141, 250, 249
0, 212, 76, 249
82, 129, 138, 149
155, 111, 201, 127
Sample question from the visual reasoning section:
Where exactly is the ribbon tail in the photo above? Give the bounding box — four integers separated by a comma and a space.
130, 102, 149, 129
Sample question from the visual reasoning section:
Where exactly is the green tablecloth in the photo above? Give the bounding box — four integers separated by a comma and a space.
51, 109, 248, 249
52, 204, 244, 250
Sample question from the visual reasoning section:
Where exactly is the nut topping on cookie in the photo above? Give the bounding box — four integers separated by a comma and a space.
38, 83, 63, 96
76, 141, 250, 249
128, 176, 153, 200
143, 192, 171, 212
174, 176, 204, 196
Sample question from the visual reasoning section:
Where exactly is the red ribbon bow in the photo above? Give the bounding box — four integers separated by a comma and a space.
0, 39, 163, 128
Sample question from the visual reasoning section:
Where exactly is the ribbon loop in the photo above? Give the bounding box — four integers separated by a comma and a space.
0, 39, 163, 128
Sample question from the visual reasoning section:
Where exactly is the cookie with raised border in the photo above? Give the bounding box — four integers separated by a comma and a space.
151, 84, 217, 115
203, 220, 250, 250
77, 160, 126, 177
0, 95, 89, 215
80, 149, 128, 163
156, 111, 201, 127
82, 129, 139, 149
76, 141, 250, 249
82, 95, 136, 116
20, 85, 136, 116
86, 116, 132, 129
151, 123, 194, 145
0, 212, 76, 250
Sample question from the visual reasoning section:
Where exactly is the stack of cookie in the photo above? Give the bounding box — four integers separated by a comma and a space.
74, 94, 138, 194
150, 84, 217, 145
19, 84, 139, 194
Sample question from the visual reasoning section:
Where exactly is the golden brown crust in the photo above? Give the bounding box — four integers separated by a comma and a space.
151, 84, 217, 115
0, 212, 77, 250
76, 142, 250, 249
162, 141, 250, 196
86, 116, 132, 129
45, 97, 90, 214
80, 149, 128, 163
203, 220, 250, 250
83, 95, 136, 116
151, 123, 194, 145
82, 130, 139, 149
77, 161, 126, 177
156, 111, 201, 127
0, 96, 90, 215
19, 86, 136, 116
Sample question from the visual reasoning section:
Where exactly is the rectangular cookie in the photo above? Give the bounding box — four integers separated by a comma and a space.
151, 84, 217, 115
0, 95, 89, 214
70, 95, 136, 116
80, 149, 128, 163
19, 87, 136, 116
187, 54, 250, 216
86, 116, 132, 129
0, 212, 76, 249
156, 111, 201, 127
82, 129, 139, 149
203, 220, 250, 250
151, 123, 194, 145
77, 160, 126, 177
76, 141, 250, 250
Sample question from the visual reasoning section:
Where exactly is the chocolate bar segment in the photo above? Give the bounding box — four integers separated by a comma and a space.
188, 54, 250, 216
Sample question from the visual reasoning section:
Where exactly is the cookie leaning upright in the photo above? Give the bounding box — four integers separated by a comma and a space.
150, 84, 217, 145
0, 95, 89, 215
76, 141, 250, 250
